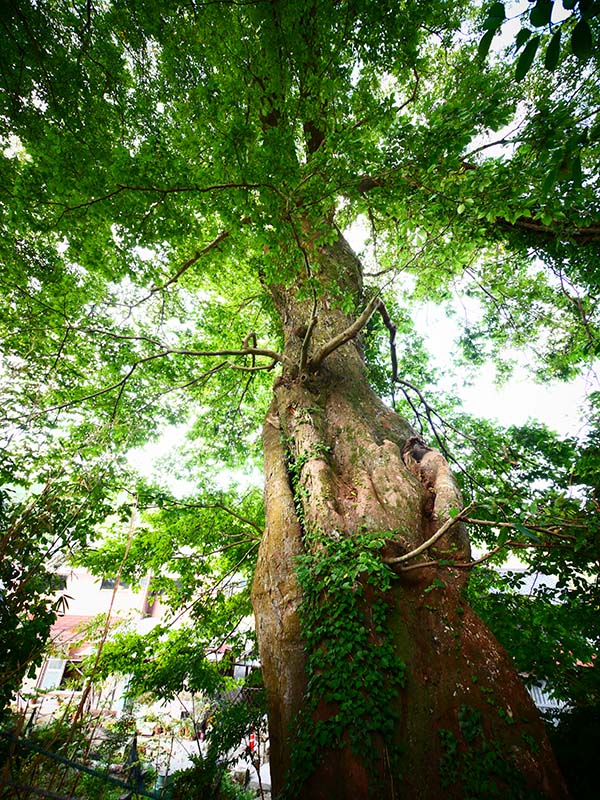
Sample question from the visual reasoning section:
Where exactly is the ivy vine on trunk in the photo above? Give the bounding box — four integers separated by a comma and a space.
251, 232, 569, 799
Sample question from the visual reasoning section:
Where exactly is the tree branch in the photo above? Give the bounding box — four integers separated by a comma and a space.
288, 215, 319, 373
397, 543, 505, 572
299, 315, 318, 374
397, 515, 580, 573
146, 229, 231, 296
464, 516, 577, 541
384, 503, 473, 565
501, 216, 600, 245
38, 345, 281, 416
227, 359, 279, 372
309, 294, 381, 369
354, 169, 600, 244
56, 181, 283, 216
396, 67, 420, 113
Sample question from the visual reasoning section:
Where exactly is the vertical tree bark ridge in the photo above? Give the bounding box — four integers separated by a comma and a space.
252, 402, 307, 790
252, 232, 570, 799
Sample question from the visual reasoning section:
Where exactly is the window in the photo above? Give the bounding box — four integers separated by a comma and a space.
60, 661, 84, 690
100, 578, 129, 590
38, 658, 66, 690
37, 658, 84, 691
52, 574, 68, 591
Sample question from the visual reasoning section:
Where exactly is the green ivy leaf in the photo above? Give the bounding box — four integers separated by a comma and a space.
516, 36, 541, 80
544, 29, 562, 70
571, 19, 593, 59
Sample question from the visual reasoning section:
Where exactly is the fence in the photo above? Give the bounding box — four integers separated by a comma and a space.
0, 731, 163, 800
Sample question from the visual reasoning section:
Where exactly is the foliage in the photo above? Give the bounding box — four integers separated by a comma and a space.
169, 677, 267, 800
0, 436, 129, 718
0, 711, 132, 800
479, 1, 600, 77
0, 0, 599, 792
285, 529, 406, 796
547, 702, 600, 800
438, 714, 541, 800
466, 568, 599, 703
170, 755, 256, 800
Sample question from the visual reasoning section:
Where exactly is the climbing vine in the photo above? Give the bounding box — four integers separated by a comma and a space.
439, 704, 545, 800
283, 526, 407, 797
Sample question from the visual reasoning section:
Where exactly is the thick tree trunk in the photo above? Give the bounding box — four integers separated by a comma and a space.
251, 233, 569, 799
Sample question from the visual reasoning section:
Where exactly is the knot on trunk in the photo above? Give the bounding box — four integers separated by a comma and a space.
402, 436, 470, 561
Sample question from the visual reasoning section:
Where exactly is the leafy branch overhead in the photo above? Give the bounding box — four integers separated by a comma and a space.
480, 1, 600, 79
1, 1, 599, 795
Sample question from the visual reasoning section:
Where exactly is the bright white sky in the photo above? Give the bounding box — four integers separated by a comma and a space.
412, 301, 595, 438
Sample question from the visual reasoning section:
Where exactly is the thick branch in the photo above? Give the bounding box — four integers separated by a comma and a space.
398, 514, 580, 573
309, 294, 381, 369
167, 346, 282, 361
56, 181, 283, 216
398, 537, 572, 573
355, 170, 600, 244
501, 216, 600, 245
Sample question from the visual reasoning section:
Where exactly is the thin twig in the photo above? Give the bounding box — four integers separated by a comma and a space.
384, 503, 473, 565
144, 229, 231, 298
38, 346, 281, 416
396, 67, 420, 113
464, 516, 577, 541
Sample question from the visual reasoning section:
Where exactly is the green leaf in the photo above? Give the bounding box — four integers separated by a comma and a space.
514, 523, 542, 542
489, 1, 506, 18
571, 19, 594, 58
570, 153, 583, 185
497, 529, 510, 548
589, 121, 600, 142
478, 29, 496, 59
579, 0, 600, 19
483, 3, 506, 30
562, 0, 577, 9
544, 29, 562, 70
515, 36, 541, 80
530, 1, 553, 28
515, 28, 533, 49
541, 165, 560, 195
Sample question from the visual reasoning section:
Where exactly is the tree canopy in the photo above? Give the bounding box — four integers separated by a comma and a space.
1, 0, 599, 796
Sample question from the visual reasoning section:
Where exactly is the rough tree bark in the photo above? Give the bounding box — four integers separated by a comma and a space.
251, 231, 569, 799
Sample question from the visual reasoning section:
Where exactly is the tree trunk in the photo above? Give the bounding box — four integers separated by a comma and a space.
251, 232, 569, 799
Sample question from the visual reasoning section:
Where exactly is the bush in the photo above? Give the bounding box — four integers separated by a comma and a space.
548, 703, 600, 800
169, 754, 256, 800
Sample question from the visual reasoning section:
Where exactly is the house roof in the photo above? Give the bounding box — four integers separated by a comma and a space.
50, 614, 94, 653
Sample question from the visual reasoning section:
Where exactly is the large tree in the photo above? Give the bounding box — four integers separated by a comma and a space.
1, 1, 599, 797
